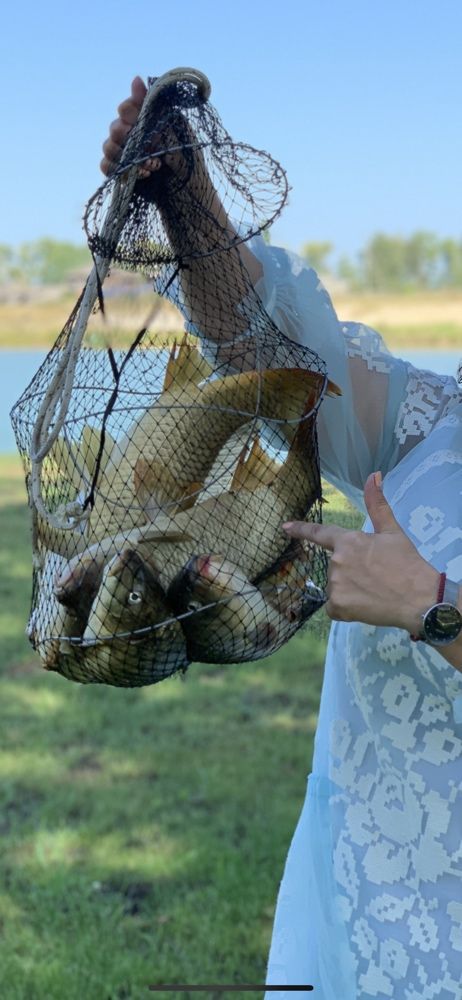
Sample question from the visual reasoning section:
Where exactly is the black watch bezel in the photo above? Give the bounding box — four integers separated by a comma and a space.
421, 602, 462, 646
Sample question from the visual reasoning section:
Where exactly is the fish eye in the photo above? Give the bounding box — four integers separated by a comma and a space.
187, 601, 201, 614
128, 591, 143, 605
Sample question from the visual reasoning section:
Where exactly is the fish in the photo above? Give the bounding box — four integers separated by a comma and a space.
83, 547, 174, 644
53, 550, 104, 616
167, 554, 290, 663
33, 548, 189, 687
47, 425, 116, 492
198, 426, 282, 501
256, 540, 326, 622
28, 546, 108, 674
56, 404, 318, 583
53, 398, 322, 659
27, 550, 84, 670
126, 361, 339, 517
78, 547, 189, 686
40, 622, 189, 688
47, 353, 340, 550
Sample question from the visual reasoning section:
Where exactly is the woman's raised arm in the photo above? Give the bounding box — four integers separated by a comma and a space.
101, 76, 263, 341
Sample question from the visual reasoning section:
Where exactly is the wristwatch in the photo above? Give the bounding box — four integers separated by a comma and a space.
412, 573, 462, 646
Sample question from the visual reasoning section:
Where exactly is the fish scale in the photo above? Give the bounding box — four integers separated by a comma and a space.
82, 365, 334, 544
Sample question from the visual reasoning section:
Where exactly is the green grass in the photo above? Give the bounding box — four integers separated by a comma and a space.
378, 321, 462, 349
0, 457, 361, 999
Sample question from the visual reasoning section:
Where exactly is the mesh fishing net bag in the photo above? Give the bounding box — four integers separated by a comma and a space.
11, 67, 338, 688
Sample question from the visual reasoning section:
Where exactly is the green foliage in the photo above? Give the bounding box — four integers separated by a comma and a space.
0, 457, 361, 998
359, 230, 443, 291
298, 233, 462, 292
337, 254, 361, 290
300, 240, 333, 273
3, 230, 462, 292
439, 237, 462, 286
0, 244, 14, 283
3, 239, 91, 285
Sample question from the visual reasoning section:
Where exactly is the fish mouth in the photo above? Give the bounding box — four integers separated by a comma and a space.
191, 555, 213, 578
167, 554, 233, 617
167, 555, 209, 614
54, 554, 103, 606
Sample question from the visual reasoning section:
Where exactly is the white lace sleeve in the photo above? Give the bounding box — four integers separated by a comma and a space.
156, 239, 461, 513
251, 238, 461, 512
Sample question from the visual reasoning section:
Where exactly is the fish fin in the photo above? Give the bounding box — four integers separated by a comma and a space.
326, 377, 342, 396
163, 333, 213, 392
257, 542, 311, 617
162, 339, 178, 391
291, 404, 316, 459
177, 481, 204, 510
144, 530, 194, 543
230, 435, 280, 492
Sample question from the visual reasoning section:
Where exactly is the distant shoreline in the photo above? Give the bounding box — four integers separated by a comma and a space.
1, 288, 461, 351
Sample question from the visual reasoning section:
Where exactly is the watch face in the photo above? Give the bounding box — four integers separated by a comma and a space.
423, 603, 462, 645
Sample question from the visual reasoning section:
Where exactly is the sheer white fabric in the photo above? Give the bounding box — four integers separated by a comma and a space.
158, 237, 462, 998
251, 240, 462, 1000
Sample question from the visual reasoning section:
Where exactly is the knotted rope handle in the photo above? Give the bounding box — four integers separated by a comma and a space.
29, 68, 211, 539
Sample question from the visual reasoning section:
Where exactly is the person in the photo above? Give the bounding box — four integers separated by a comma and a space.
102, 77, 462, 999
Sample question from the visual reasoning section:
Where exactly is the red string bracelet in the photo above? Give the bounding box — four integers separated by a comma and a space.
410, 571, 446, 641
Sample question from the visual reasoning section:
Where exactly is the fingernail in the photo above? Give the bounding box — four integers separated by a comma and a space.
282, 522, 293, 531
374, 471, 383, 489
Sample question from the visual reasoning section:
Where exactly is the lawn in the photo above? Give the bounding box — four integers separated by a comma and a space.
0, 455, 361, 1000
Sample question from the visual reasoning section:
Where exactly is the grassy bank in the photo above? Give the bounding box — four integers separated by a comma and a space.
0, 455, 361, 999
2, 288, 462, 350
334, 287, 462, 348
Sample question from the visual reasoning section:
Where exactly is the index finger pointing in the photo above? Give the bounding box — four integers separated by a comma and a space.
282, 520, 347, 551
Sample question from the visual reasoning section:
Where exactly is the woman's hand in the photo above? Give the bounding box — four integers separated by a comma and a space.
100, 76, 162, 179
283, 471, 440, 635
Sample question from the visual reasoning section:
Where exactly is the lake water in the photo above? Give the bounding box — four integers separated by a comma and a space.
2, 346, 460, 454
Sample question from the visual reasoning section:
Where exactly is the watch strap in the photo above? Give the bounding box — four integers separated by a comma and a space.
410, 571, 461, 643
443, 577, 459, 605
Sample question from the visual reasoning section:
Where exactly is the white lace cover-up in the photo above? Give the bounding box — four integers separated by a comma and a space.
250, 240, 462, 1000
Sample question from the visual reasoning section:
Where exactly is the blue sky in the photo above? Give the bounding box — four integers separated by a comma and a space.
3, 0, 462, 259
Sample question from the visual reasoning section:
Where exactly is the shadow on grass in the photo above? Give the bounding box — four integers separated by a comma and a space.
0, 467, 361, 999
1, 613, 325, 999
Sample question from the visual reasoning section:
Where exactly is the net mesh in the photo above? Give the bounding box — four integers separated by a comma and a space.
10, 71, 336, 688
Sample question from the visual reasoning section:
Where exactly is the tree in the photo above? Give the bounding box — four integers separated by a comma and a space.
0, 244, 14, 283
360, 234, 408, 291
9, 239, 91, 284
439, 238, 462, 287
337, 255, 360, 289
300, 241, 334, 273
404, 231, 439, 288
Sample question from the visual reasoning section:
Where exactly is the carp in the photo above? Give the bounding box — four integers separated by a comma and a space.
40, 345, 339, 554
32, 548, 188, 686
167, 554, 290, 662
